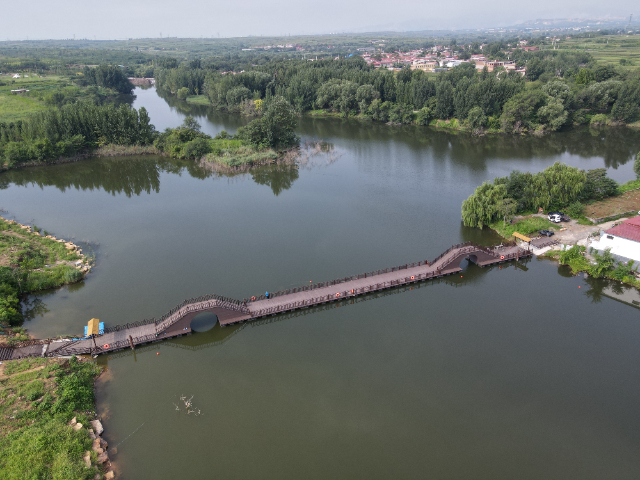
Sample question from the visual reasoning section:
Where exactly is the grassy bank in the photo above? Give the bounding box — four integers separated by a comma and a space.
0, 356, 104, 479
185, 94, 211, 105
489, 216, 559, 239
203, 146, 278, 167
0, 217, 90, 332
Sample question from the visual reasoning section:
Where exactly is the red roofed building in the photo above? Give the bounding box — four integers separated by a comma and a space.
590, 215, 640, 262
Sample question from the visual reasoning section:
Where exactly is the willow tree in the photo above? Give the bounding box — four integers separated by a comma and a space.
461, 182, 507, 228
542, 162, 587, 209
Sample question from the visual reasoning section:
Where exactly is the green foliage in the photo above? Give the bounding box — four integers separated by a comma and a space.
609, 260, 637, 281
461, 182, 507, 229
463, 162, 619, 229
618, 179, 640, 194
490, 216, 557, 239
580, 168, 618, 201
0, 217, 85, 326
153, 51, 640, 132
590, 248, 616, 278
77, 65, 133, 94
575, 68, 596, 85
500, 90, 547, 133
237, 96, 299, 150
177, 87, 190, 99
559, 244, 584, 265
415, 107, 433, 126
0, 103, 155, 168
466, 106, 487, 130
635, 152, 640, 180
566, 201, 585, 218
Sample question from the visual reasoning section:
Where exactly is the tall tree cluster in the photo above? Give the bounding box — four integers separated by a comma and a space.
155, 53, 640, 132
0, 104, 155, 167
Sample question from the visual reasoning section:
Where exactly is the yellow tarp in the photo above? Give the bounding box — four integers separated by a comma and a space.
513, 232, 531, 242
87, 318, 100, 336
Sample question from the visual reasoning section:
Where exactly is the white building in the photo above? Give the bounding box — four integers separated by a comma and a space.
590, 215, 640, 263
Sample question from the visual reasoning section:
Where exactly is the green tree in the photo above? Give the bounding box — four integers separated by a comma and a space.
580, 168, 618, 201
177, 87, 190, 100
238, 96, 299, 150
435, 80, 454, 119
496, 197, 517, 229
634, 151, 640, 179
466, 106, 487, 130
537, 98, 568, 131
575, 68, 596, 85
461, 182, 507, 228
415, 107, 432, 126
540, 162, 587, 210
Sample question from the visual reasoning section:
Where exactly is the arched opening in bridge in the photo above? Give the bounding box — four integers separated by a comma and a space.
190, 312, 218, 333
458, 254, 478, 270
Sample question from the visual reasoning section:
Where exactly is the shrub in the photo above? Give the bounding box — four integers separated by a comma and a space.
590, 248, 615, 278
559, 245, 583, 264
177, 87, 190, 100
415, 107, 432, 126
590, 113, 608, 126
182, 137, 212, 159
566, 201, 585, 218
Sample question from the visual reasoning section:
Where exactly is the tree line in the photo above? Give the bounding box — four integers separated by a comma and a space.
0, 103, 155, 167
155, 52, 640, 133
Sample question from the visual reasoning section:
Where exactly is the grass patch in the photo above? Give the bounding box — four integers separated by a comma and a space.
577, 217, 595, 225
204, 146, 278, 167
186, 95, 211, 105
3, 357, 48, 376
92, 144, 162, 157
618, 179, 640, 194
490, 216, 558, 239
1, 216, 87, 328
0, 356, 102, 480
0, 95, 47, 122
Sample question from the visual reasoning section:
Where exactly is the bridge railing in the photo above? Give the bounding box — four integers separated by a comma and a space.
54, 333, 159, 356
245, 272, 446, 320
244, 257, 453, 303
103, 318, 156, 334
243, 241, 518, 304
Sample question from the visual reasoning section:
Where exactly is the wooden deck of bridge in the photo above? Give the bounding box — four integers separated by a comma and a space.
231, 244, 528, 326
36, 242, 531, 357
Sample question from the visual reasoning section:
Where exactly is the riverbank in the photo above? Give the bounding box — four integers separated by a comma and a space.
0, 144, 162, 173
0, 356, 114, 479
0, 216, 91, 337
184, 94, 640, 136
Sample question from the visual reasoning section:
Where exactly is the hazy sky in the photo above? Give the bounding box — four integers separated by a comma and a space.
0, 0, 634, 40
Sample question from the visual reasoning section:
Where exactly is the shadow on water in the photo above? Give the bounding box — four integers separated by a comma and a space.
0, 155, 301, 197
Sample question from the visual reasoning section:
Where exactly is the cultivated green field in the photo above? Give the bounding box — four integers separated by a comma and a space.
551, 35, 640, 71
0, 75, 68, 122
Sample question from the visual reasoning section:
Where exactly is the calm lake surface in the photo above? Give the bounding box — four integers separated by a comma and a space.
2, 87, 640, 479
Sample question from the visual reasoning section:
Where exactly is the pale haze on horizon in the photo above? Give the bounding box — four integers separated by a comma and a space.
0, 0, 635, 40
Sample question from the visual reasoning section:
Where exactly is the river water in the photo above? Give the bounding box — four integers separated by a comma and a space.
2, 87, 640, 479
